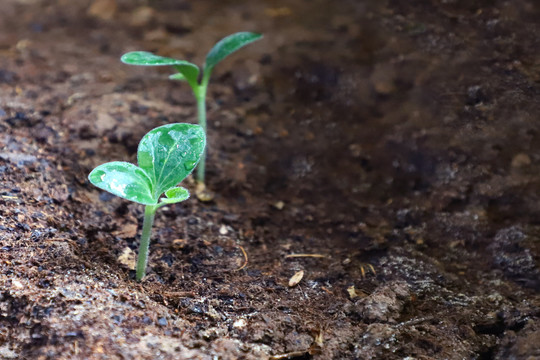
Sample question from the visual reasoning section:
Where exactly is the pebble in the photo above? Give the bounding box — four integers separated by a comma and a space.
219, 225, 228, 235
511, 153, 531, 168
273, 201, 285, 210
233, 318, 247, 329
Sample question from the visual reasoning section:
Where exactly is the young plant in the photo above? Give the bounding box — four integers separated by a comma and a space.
88, 123, 206, 281
121, 31, 263, 186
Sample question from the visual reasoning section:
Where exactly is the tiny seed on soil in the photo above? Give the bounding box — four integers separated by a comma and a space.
273, 201, 285, 210
288, 270, 304, 287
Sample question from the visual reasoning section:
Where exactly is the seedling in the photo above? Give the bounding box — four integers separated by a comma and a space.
121, 31, 263, 185
88, 123, 206, 281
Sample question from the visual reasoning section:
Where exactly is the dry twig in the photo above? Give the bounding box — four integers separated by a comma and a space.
236, 245, 248, 271
285, 253, 326, 259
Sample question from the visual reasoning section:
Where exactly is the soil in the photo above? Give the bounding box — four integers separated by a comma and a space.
1, 0, 539, 359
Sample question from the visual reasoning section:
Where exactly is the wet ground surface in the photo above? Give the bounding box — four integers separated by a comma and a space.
0, 0, 539, 359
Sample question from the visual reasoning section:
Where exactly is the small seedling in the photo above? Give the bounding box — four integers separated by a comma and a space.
88, 123, 206, 281
121, 31, 263, 186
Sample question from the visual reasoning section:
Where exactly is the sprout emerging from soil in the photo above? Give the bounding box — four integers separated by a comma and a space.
88, 123, 206, 281
121, 32, 263, 186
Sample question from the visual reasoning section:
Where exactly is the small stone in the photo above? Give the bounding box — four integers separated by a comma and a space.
511, 153, 531, 168
273, 201, 285, 210
117, 247, 136, 270
233, 318, 247, 329
219, 225, 228, 235
157, 317, 168, 326
195, 182, 215, 202
12, 279, 24, 289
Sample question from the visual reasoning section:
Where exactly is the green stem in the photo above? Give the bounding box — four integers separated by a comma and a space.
195, 69, 212, 184
136, 205, 157, 281
195, 93, 207, 183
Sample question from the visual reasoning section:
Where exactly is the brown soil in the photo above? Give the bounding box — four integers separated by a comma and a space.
1, 0, 539, 359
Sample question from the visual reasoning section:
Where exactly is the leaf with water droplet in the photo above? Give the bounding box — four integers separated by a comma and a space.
88, 161, 155, 205
205, 32, 263, 71
138, 123, 206, 198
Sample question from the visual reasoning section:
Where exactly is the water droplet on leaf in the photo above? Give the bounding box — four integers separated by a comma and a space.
184, 161, 196, 171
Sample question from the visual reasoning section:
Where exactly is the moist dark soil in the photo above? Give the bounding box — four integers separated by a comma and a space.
1, 0, 539, 359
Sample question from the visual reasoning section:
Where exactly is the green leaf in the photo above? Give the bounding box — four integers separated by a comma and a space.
160, 186, 190, 204
137, 123, 206, 198
121, 51, 200, 84
204, 32, 263, 71
169, 73, 187, 81
121, 51, 197, 68
88, 161, 155, 205
173, 65, 200, 87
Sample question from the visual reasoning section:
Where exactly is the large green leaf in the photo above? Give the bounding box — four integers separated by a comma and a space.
137, 123, 206, 198
121, 51, 200, 85
204, 32, 263, 70
88, 161, 155, 205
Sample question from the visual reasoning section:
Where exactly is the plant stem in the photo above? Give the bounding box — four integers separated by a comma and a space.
195, 69, 212, 184
136, 205, 157, 281
195, 93, 207, 183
